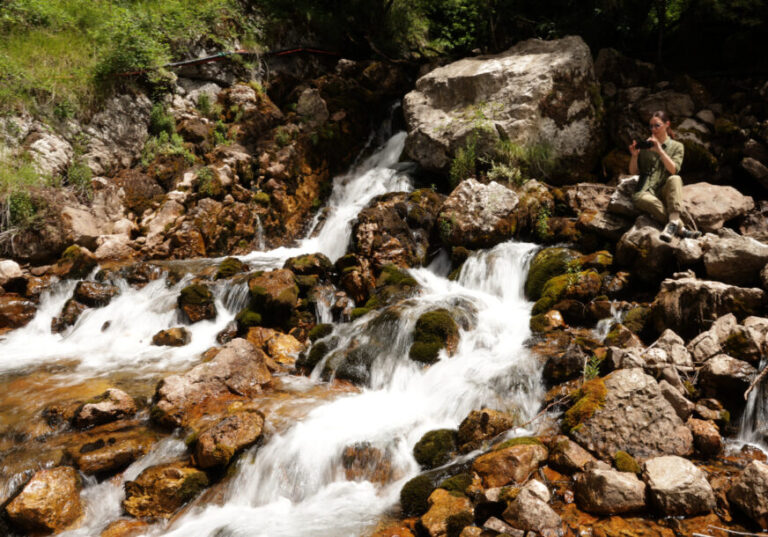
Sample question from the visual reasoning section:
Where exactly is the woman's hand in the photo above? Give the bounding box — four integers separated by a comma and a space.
628, 140, 640, 157
648, 135, 663, 154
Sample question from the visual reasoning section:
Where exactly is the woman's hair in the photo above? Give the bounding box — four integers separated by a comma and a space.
651, 110, 675, 138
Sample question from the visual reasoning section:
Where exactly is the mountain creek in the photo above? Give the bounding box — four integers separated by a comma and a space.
0, 35, 768, 537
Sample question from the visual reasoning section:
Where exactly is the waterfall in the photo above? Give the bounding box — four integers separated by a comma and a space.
737, 358, 768, 451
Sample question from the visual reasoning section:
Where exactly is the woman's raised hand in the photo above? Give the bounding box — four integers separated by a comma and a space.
628, 140, 640, 156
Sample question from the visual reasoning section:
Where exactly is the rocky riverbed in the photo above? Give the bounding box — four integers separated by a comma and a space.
0, 35, 767, 537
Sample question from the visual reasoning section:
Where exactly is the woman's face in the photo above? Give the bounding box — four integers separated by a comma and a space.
650, 118, 669, 138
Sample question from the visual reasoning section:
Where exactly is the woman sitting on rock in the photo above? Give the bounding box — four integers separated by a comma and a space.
628, 110, 700, 241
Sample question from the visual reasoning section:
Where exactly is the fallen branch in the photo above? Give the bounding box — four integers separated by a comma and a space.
516, 394, 571, 430
745, 365, 768, 401
708, 525, 768, 537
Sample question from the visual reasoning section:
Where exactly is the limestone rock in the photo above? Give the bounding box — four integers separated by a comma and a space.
24, 128, 73, 177
123, 462, 208, 519
404, 36, 603, 181
650, 277, 766, 339
6, 466, 83, 533
437, 179, 518, 249
702, 229, 768, 286
194, 410, 265, 468
73, 388, 137, 428
658, 380, 694, 421
642, 456, 716, 516
548, 436, 597, 474
420, 488, 473, 537
0, 259, 23, 286
574, 468, 647, 515
152, 338, 272, 428
728, 461, 768, 529
177, 284, 217, 324
457, 408, 517, 453
682, 183, 755, 232
51, 299, 88, 333
615, 217, 683, 284
472, 441, 548, 488
686, 418, 722, 457
100, 519, 150, 537
698, 354, 757, 398
742, 157, 768, 190
569, 368, 693, 460
502, 480, 562, 535
247, 268, 299, 325
152, 327, 191, 347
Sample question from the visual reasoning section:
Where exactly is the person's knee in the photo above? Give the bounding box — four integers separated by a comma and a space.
668, 175, 682, 187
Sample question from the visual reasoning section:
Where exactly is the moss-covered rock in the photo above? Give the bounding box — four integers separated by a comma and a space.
284, 253, 333, 277
296, 340, 332, 373
235, 307, 262, 331
525, 248, 580, 301
308, 323, 333, 342
562, 378, 607, 434
438, 473, 473, 496
400, 474, 435, 517
445, 511, 474, 537
529, 310, 566, 333
361, 264, 420, 313
408, 309, 459, 364
215, 257, 246, 280
532, 269, 602, 316
53, 245, 98, 280
493, 436, 546, 450
247, 269, 300, 326
614, 450, 641, 474
178, 284, 217, 323
622, 306, 649, 335
414, 429, 458, 469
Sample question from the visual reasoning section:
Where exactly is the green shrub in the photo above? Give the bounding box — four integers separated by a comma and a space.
413, 429, 457, 469
449, 135, 477, 188
196, 92, 211, 116
141, 131, 194, 167
149, 103, 175, 137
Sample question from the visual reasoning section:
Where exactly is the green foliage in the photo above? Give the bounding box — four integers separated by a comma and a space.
149, 103, 175, 137
583, 354, 603, 380
141, 131, 194, 168
413, 429, 457, 469
213, 120, 234, 147
449, 133, 478, 188
536, 205, 552, 241
196, 93, 211, 117
0, 152, 46, 232
562, 378, 607, 434
493, 139, 557, 181
196, 167, 219, 197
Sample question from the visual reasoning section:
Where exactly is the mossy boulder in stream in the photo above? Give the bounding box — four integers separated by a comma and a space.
123, 461, 209, 518
215, 257, 247, 279
247, 269, 299, 326
413, 429, 458, 469
409, 309, 459, 364
178, 284, 217, 323
362, 264, 419, 312
532, 269, 602, 316
524, 247, 580, 300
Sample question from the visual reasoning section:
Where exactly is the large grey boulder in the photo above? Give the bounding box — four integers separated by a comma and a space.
650, 277, 766, 339
698, 354, 757, 398
404, 36, 603, 181
702, 228, 768, 286
569, 368, 693, 460
728, 461, 768, 529
574, 468, 646, 515
502, 480, 561, 535
643, 456, 716, 517
437, 179, 518, 248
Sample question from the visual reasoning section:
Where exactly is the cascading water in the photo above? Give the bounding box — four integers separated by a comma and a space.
2, 126, 546, 537
737, 358, 768, 451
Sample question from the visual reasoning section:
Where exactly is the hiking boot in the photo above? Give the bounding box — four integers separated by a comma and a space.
676, 226, 702, 239
659, 221, 679, 243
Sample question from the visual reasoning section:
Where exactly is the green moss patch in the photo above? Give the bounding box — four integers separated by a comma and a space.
614, 450, 641, 474
215, 257, 245, 280
179, 284, 214, 305
438, 473, 472, 496
525, 247, 579, 301
563, 378, 607, 434
400, 474, 434, 517
493, 436, 545, 450
308, 323, 333, 342
235, 307, 262, 330
413, 429, 458, 469
408, 309, 459, 364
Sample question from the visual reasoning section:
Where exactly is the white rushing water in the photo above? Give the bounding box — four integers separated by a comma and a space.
737, 358, 768, 452
2, 128, 546, 537
144, 241, 541, 537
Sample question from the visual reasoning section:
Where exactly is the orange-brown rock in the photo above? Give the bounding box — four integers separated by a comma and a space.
73, 281, 119, 307
6, 466, 83, 533
687, 417, 723, 457
101, 519, 150, 537
152, 338, 271, 428
419, 488, 473, 537
152, 327, 191, 347
73, 388, 137, 429
0, 294, 37, 332
341, 443, 394, 485
194, 410, 265, 468
472, 442, 548, 488
123, 461, 209, 519
457, 408, 518, 453
248, 269, 299, 324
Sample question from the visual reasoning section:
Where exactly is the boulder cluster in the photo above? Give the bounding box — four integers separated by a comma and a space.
0, 35, 767, 537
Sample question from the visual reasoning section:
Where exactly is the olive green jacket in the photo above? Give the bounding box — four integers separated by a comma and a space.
637, 138, 684, 195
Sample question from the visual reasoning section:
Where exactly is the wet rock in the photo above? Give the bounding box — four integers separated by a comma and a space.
247, 269, 299, 325
502, 479, 561, 535
698, 354, 757, 399
284, 253, 333, 278
568, 369, 693, 460
215, 257, 247, 280
70, 425, 157, 476
650, 277, 766, 339
525, 248, 580, 301
574, 468, 647, 515
100, 519, 150, 537
420, 488, 473, 537
472, 439, 548, 488
335, 254, 376, 304
6, 466, 83, 533
216, 321, 238, 344
266, 332, 304, 367
409, 309, 460, 364
702, 229, 768, 286
51, 299, 88, 333
532, 269, 602, 316
123, 462, 209, 519
0, 294, 37, 332
457, 408, 518, 454
352, 189, 444, 269
686, 418, 722, 457
153, 338, 271, 428
543, 342, 588, 383
404, 36, 603, 182
51, 245, 98, 280
643, 456, 716, 516
73, 281, 119, 308
449, 182, 521, 250
177, 284, 217, 324
194, 410, 265, 468
548, 436, 597, 474
604, 323, 643, 348
371, 523, 416, 537
727, 461, 768, 529
152, 327, 191, 347
73, 388, 137, 429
